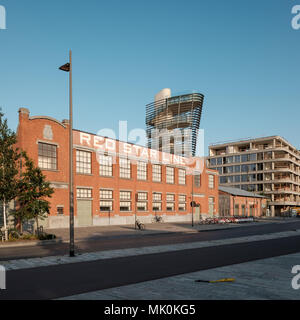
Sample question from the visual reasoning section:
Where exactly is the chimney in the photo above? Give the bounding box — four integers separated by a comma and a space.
18, 107, 30, 121
62, 119, 70, 127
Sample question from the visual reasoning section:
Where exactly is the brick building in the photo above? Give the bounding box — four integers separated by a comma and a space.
219, 186, 268, 217
15, 108, 219, 229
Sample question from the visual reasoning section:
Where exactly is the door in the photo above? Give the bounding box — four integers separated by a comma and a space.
194, 206, 200, 221
77, 200, 92, 226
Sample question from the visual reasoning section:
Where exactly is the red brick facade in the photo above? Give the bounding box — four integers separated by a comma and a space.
219, 190, 267, 217
16, 108, 219, 228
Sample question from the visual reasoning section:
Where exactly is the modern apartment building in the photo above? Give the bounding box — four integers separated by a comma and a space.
146, 88, 204, 157
207, 136, 300, 216
10, 107, 218, 229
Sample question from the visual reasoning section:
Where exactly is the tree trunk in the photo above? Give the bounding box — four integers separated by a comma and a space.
36, 217, 39, 237
3, 201, 8, 241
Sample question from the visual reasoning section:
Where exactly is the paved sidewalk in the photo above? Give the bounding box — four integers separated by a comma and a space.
1, 229, 300, 271
61, 252, 300, 300
47, 219, 294, 241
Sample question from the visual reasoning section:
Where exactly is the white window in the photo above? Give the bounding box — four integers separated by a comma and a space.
166, 202, 175, 211
77, 188, 92, 198
76, 150, 92, 174
152, 192, 162, 212
194, 175, 201, 187
99, 154, 113, 177
153, 193, 162, 201
179, 194, 186, 211
209, 197, 215, 215
137, 202, 147, 211
152, 202, 162, 211
178, 169, 186, 185
179, 203, 186, 211
38, 142, 57, 170
166, 167, 175, 184
100, 189, 113, 211
209, 175, 215, 189
119, 158, 131, 179
152, 164, 162, 182
166, 194, 175, 201
136, 192, 148, 211
137, 161, 147, 180
120, 191, 131, 211
166, 193, 175, 212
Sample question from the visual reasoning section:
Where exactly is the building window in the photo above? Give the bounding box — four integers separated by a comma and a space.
136, 192, 148, 211
120, 191, 131, 211
234, 165, 241, 173
249, 205, 254, 216
100, 189, 113, 211
38, 142, 57, 170
99, 154, 113, 177
234, 175, 241, 183
234, 204, 239, 215
119, 158, 131, 179
234, 155, 241, 163
208, 175, 214, 189
208, 197, 214, 215
194, 175, 201, 187
152, 202, 162, 211
77, 188, 92, 198
241, 204, 246, 216
166, 167, 175, 184
210, 158, 216, 166
57, 206, 64, 215
166, 194, 175, 212
178, 169, 186, 185
137, 161, 147, 180
179, 195, 187, 211
152, 192, 162, 212
76, 150, 92, 174
152, 164, 162, 182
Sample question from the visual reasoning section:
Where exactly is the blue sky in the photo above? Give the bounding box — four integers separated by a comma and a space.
0, 0, 299, 154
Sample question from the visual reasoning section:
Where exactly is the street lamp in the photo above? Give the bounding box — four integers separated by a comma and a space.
59, 50, 75, 257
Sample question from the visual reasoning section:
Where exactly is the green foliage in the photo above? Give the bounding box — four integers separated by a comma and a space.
12, 153, 55, 225
0, 109, 21, 203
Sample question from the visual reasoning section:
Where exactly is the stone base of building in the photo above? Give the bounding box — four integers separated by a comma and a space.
41, 212, 211, 229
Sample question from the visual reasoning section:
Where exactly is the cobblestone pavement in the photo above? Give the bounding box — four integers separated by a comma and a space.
60, 252, 300, 300
1, 229, 300, 271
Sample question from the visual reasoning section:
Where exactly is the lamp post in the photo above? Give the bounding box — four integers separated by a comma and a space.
135, 193, 138, 229
59, 50, 75, 257
191, 175, 194, 227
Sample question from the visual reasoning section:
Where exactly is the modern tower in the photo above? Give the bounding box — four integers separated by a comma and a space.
146, 89, 204, 157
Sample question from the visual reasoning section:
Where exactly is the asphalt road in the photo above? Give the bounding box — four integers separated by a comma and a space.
1, 234, 300, 300
1, 220, 300, 261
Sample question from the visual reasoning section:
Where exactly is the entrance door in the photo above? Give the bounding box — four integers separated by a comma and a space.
77, 200, 92, 227
194, 206, 200, 221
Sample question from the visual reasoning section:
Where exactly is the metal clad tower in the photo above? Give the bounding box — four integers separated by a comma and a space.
146, 89, 204, 157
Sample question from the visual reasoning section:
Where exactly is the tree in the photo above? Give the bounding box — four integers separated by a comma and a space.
0, 109, 21, 240
12, 153, 54, 234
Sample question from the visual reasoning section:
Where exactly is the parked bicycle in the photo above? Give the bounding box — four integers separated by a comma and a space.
152, 215, 163, 223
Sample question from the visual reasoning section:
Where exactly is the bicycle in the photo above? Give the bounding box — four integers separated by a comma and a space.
152, 215, 163, 223
135, 219, 145, 230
